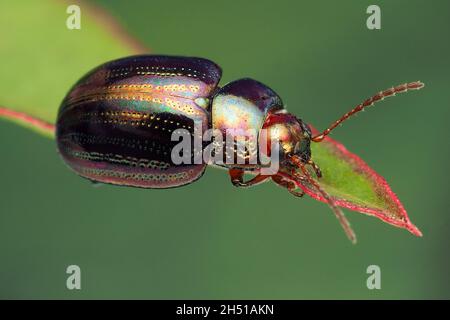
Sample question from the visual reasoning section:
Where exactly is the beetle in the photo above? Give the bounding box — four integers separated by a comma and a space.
56, 55, 424, 242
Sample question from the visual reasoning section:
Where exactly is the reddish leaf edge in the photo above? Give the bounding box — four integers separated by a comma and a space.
70, 0, 150, 54
279, 130, 422, 237
0, 106, 55, 138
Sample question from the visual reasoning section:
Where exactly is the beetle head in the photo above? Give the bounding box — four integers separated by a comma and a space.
262, 111, 312, 164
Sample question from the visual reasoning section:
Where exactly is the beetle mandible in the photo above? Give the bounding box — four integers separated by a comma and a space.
56, 55, 424, 242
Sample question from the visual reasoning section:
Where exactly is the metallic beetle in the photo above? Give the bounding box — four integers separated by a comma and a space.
56, 55, 424, 242
56, 55, 313, 189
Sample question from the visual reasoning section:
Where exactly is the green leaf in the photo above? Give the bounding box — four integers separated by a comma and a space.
0, 0, 146, 129
294, 128, 421, 237
0, 0, 421, 238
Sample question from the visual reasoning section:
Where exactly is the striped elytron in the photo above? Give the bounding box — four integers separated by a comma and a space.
56, 55, 424, 243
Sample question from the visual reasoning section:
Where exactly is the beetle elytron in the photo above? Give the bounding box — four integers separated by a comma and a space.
56, 55, 424, 242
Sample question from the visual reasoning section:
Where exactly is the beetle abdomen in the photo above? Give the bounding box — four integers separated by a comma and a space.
56, 55, 222, 188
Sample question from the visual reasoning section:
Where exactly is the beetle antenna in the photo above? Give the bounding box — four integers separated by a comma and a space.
312, 81, 425, 142
290, 155, 357, 244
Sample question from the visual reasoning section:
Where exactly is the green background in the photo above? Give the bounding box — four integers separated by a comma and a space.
0, 0, 449, 299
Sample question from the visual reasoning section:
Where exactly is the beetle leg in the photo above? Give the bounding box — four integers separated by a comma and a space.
272, 174, 305, 197
307, 159, 322, 178
228, 169, 270, 188
288, 154, 357, 244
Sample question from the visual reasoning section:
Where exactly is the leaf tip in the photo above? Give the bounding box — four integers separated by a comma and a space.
406, 223, 423, 237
